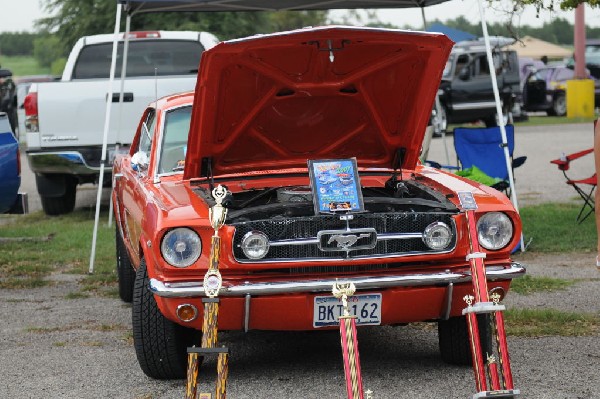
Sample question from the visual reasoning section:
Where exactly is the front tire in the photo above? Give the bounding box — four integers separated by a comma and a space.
438, 314, 492, 365
132, 260, 199, 379
115, 224, 135, 303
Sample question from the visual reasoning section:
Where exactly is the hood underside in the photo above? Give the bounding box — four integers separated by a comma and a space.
184, 26, 453, 180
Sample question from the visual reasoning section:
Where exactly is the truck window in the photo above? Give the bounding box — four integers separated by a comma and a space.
474, 55, 490, 76
72, 40, 205, 79
158, 106, 192, 173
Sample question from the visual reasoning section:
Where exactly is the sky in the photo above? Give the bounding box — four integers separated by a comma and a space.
2, 0, 600, 33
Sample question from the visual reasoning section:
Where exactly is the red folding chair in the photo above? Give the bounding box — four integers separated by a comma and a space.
551, 147, 597, 224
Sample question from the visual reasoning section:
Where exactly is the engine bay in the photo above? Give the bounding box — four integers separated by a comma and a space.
194, 177, 458, 223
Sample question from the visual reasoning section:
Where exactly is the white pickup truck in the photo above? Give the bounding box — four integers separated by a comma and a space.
24, 30, 218, 215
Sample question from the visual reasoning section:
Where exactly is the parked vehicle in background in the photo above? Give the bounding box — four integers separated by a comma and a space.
0, 67, 17, 133
437, 40, 521, 127
0, 112, 27, 214
522, 65, 593, 116
23, 30, 219, 216
580, 40, 600, 106
112, 27, 525, 379
15, 75, 57, 140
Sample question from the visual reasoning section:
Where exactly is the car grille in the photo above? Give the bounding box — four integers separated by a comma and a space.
231, 212, 456, 262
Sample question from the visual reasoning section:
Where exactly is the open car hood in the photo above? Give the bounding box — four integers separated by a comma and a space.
184, 26, 453, 180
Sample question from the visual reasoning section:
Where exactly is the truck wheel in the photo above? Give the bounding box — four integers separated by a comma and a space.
38, 175, 77, 216
133, 260, 199, 379
438, 314, 492, 365
115, 224, 135, 303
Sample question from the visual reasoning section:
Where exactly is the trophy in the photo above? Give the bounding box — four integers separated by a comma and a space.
333, 281, 371, 399
186, 185, 230, 399
458, 193, 519, 398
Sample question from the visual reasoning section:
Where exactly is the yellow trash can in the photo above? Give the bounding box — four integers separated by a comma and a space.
566, 79, 595, 118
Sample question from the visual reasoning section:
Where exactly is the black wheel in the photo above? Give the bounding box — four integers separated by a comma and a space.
552, 93, 566, 117
115, 224, 135, 303
39, 176, 76, 216
132, 260, 199, 379
438, 314, 492, 365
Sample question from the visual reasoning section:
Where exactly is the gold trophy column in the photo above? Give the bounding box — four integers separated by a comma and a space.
185, 185, 230, 399
333, 281, 372, 399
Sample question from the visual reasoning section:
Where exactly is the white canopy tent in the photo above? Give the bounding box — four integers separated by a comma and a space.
89, 0, 522, 272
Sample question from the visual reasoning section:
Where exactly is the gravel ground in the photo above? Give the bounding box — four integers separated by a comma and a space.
2, 123, 599, 398
0, 252, 598, 399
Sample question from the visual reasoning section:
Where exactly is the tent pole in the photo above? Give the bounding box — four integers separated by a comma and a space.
421, 7, 427, 30
108, 14, 132, 228
90, 3, 122, 274
477, 0, 525, 252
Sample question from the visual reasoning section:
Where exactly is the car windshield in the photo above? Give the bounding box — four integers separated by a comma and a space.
72, 40, 204, 79
158, 105, 192, 174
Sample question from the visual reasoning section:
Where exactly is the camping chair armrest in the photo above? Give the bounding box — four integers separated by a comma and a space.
550, 148, 594, 171
512, 156, 527, 169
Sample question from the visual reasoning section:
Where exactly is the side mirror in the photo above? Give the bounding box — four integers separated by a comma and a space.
458, 67, 470, 81
131, 151, 149, 172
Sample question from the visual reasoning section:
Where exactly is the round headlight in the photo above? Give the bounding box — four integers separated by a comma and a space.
241, 231, 270, 260
477, 212, 513, 250
161, 228, 201, 267
423, 222, 453, 250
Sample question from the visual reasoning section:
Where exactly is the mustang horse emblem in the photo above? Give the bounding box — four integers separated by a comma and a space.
328, 233, 371, 249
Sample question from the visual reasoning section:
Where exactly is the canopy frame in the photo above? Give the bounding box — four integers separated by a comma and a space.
89, 0, 523, 273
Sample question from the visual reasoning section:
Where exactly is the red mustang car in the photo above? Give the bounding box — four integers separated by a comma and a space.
112, 26, 525, 379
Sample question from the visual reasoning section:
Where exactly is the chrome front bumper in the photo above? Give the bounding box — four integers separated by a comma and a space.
149, 262, 526, 298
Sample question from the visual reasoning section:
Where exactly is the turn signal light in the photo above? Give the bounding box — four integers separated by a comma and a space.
176, 304, 198, 322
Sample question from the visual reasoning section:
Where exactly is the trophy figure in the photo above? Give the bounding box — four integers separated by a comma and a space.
186, 185, 230, 399
333, 281, 370, 399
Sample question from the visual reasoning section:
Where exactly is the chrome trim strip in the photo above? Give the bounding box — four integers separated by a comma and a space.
442, 282, 453, 320
244, 294, 251, 333
451, 101, 497, 111
268, 237, 320, 247
149, 262, 526, 298
378, 232, 423, 240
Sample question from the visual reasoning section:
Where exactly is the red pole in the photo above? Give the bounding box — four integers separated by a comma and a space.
574, 4, 586, 79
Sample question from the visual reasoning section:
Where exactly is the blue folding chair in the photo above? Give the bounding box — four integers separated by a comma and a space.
453, 125, 527, 195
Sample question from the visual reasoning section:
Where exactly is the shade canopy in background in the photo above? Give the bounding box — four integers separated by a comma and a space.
505, 35, 572, 60
90, 0, 524, 272
117, 0, 450, 13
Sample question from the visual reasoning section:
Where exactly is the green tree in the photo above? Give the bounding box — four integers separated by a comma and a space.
33, 35, 64, 68
39, 0, 328, 48
0, 32, 40, 56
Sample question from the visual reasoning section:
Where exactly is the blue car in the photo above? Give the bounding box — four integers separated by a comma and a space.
0, 112, 26, 214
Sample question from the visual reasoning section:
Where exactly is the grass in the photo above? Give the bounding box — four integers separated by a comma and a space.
0, 209, 116, 290
515, 115, 598, 126
0, 55, 51, 77
505, 308, 600, 337
509, 275, 576, 295
519, 202, 597, 252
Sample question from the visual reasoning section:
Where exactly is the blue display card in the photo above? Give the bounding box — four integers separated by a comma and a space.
308, 158, 364, 214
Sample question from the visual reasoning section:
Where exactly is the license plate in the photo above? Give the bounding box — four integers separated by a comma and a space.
313, 293, 382, 328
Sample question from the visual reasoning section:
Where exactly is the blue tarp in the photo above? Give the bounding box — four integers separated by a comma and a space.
426, 23, 476, 43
